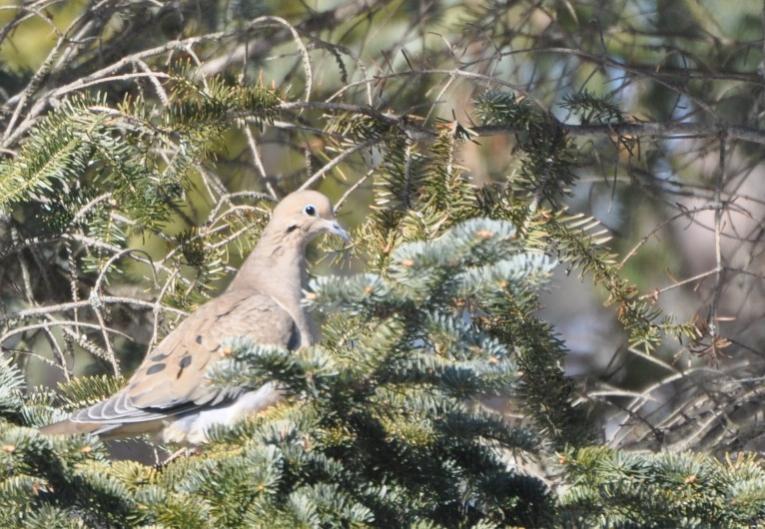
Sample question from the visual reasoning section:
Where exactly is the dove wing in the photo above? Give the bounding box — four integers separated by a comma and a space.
69, 289, 297, 426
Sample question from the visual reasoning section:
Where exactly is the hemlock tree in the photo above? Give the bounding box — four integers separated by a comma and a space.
0, 1, 764, 528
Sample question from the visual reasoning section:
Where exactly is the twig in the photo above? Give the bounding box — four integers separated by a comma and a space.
709, 131, 727, 354
242, 125, 279, 200
298, 138, 380, 190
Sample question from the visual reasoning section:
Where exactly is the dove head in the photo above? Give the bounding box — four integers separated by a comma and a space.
228, 189, 348, 298
268, 190, 349, 245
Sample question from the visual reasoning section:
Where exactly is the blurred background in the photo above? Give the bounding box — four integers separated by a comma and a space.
1, 0, 765, 455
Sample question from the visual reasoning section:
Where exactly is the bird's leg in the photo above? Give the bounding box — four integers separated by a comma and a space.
157, 446, 199, 467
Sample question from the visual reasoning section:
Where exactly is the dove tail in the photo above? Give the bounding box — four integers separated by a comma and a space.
40, 418, 164, 439
39, 419, 105, 436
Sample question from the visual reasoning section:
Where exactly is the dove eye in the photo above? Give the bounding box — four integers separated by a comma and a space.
303, 204, 317, 216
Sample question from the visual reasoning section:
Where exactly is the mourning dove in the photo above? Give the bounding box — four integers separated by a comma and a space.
40, 190, 348, 444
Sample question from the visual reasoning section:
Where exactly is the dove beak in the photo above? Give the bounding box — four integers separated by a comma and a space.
325, 219, 350, 242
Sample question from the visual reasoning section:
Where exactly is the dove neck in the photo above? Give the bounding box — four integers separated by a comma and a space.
229, 229, 307, 304
229, 227, 316, 346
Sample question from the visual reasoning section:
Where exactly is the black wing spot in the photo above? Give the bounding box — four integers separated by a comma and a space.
149, 352, 168, 361
146, 363, 166, 375
195, 335, 203, 344
177, 354, 193, 378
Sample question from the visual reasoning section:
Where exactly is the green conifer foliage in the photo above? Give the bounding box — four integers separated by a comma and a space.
0, 219, 561, 528
0, 2, 762, 526
186, 217, 557, 527
0, 216, 761, 527
559, 447, 765, 529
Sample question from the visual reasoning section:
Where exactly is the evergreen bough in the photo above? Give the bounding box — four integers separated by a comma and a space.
2, 216, 762, 527
0, 218, 560, 528
0, 9, 758, 524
